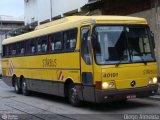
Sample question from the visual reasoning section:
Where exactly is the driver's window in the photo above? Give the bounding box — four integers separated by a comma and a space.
81, 27, 92, 65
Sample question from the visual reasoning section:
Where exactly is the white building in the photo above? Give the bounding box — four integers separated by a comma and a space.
0, 15, 24, 53
24, 0, 89, 25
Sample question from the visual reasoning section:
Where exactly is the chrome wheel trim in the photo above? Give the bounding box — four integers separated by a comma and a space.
70, 87, 78, 103
22, 81, 27, 94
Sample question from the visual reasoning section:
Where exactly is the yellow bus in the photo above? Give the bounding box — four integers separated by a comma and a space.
2, 16, 158, 106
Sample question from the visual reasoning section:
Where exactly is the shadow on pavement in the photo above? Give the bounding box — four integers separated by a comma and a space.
11, 90, 155, 112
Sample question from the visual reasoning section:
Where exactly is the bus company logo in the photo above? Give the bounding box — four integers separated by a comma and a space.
58, 71, 64, 81
8, 60, 14, 76
130, 80, 136, 87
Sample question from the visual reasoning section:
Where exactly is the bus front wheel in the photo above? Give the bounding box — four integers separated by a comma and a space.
22, 78, 29, 96
68, 83, 80, 106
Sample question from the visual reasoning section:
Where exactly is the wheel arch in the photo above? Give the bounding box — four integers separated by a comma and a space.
64, 78, 74, 97
12, 74, 16, 87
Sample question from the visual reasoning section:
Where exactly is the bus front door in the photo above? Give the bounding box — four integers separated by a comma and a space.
80, 27, 95, 102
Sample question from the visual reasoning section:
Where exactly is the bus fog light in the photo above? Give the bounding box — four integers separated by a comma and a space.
109, 81, 115, 88
102, 82, 109, 89
148, 79, 153, 84
153, 77, 158, 84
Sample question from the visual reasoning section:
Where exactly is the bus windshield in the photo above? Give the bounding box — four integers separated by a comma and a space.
93, 25, 155, 65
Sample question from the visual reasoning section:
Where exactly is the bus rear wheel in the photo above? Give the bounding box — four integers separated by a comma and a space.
14, 77, 21, 94
22, 78, 29, 96
68, 83, 80, 106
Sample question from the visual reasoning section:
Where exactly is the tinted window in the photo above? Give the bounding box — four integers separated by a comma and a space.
17, 41, 25, 55
81, 27, 92, 65
50, 32, 62, 51
12, 43, 17, 55
3, 45, 9, 57
63, 28, 77, 50
37, 36, 48, 53
29, 39, 36, 54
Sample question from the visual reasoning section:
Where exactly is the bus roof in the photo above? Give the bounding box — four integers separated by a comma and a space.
3, 16, 147, 45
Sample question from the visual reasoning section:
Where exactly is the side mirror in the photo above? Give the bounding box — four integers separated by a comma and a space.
150, 31, 155, 49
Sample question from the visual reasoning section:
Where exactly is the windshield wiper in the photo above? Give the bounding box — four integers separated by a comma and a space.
132, 53, 147, 65
140, 56, 147, 65
115, 55, 125, 67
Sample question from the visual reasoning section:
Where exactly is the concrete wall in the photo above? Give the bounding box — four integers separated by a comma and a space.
24, 0, 38, 25
130, 7, 160, 70
37, 0, 51, 23
24, 0, 88, 25
51, 0, 88, 17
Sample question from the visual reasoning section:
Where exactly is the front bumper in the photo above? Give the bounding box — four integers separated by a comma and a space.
95, 85, 158, 103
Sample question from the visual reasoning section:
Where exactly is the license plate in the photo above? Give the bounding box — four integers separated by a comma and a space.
126, 94, 136, 99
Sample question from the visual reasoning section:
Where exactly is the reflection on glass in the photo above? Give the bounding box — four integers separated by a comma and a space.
93, 26, 155, 65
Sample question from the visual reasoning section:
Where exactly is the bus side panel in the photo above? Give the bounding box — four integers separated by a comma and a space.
26, 78, 60, 96
2, 52, 81, 97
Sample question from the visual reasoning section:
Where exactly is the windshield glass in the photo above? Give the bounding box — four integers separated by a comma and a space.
93, 25, 155, 65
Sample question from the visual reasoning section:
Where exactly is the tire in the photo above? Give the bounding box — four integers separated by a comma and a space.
14, 77, 21, 94
22, 78, 29, 96
115, 99, 128, 103
68, 83, 81, 106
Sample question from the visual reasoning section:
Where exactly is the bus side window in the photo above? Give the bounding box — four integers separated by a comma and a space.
3, 45, 9, 57
48, 35, 54, 51
63, 31, 69, 49
17, 41, 25, 55
51, 42, 55, 51
54, 32, 62, 50
41, 36, 48, 52
69, 29, 77, 49
25, 40, 29, 54
21, 48, 25, 54
63, 28, 77, 50
37, 37, 42, 53
12, 43, 17, 56
30, 39, 36, 54
9, 44, 13, 56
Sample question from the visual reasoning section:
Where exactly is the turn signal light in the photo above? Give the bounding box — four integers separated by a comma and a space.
96, 81, 102, 90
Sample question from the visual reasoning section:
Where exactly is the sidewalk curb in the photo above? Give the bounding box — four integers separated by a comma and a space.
149, 95, 160, 101
148, 83, 160, 100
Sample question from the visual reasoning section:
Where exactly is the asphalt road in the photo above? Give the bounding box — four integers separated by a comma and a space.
0, 79, 160, 120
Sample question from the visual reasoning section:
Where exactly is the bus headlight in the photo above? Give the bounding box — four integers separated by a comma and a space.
153, 77, 158, 84
102, 81, 115, 89
148, 77, 158, 84
102, 82, 109, 89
